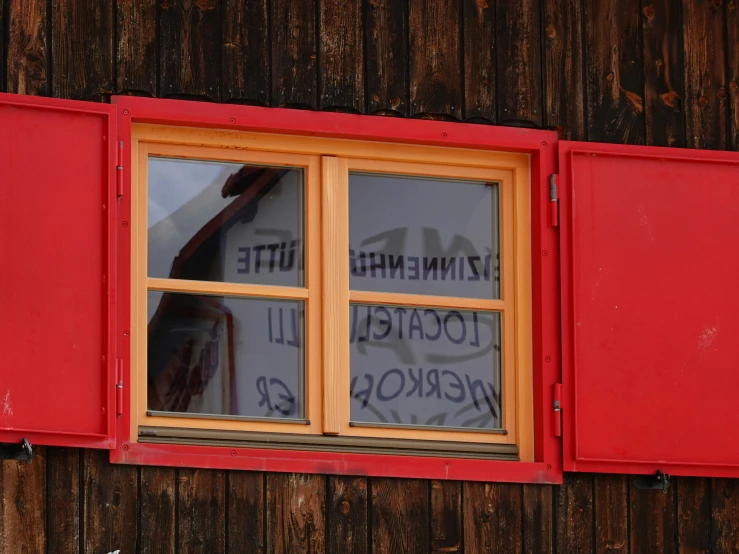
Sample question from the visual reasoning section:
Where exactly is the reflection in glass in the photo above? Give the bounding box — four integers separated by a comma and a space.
148, 158, 304, 287
349, 173, 500, 299
147, 291, 305, 420
349, 304, 502, 430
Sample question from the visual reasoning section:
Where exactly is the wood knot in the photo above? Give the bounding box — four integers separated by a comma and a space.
698, 95, 709, 107
717, 87, 726, 100
713, 0, 722, 7
643, 5, 655, 21
545, 24, 557, 40
341, 500, 351, 514
476, 0, 489, 8
730, 80, 739, 91
484, 504, 494, 516
660, 90, 679, 108
606, 71, 615, 83
195, 0, 217, 9
306, 512, 314, 523
389, 96, 401, 108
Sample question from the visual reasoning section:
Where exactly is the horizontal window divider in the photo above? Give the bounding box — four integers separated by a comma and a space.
349, 290, 505, 311
146, 277, 310, 300
146, 411, 311, 425
348, 421, 507, 435
138, 426, 520, 459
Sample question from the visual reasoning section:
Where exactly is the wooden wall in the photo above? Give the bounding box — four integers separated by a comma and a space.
1, 0, 739, 552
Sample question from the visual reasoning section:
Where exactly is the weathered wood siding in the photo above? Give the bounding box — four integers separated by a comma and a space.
2, 0, 739, 552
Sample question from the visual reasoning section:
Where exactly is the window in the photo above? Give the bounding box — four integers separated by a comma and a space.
130, 123, 533, 461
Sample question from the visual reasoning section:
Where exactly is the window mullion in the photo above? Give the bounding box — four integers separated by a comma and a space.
321, 156, 349, 435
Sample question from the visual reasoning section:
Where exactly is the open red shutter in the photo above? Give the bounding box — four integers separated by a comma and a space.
559, 140, 739, 478
0, 93, 117, 450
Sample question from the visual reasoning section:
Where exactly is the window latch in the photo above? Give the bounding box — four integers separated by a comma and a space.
0, 438, 33, 463
634, 470, 671, 494
549, 174, 559, 227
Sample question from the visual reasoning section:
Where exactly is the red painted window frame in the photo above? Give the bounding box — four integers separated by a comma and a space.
109, 96, 562, 484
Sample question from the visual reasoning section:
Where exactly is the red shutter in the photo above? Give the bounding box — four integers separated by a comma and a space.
559, 140, 739, 477
0, 93, 117, 449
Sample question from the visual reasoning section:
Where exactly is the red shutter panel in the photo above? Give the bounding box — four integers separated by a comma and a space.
559, 141, 739, 478
0, 93, 117, 449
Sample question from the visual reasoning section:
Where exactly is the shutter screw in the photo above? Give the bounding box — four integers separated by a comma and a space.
547, 464, 552, 469
545, 356, 551, 362
542, 250, 548, 256
123, 331, 130, 337
441, 132, 448, 139
541, 141, 547, 147
122, 221, 129, 227
123, 109, 129, 115
229, 118, 235, 124
122, 444, 129, 451
231, 450, 237, 457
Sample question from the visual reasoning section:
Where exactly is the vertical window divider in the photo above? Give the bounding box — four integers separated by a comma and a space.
321, 156, 349, 435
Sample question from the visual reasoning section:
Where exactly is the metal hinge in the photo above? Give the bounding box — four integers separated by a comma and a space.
116, 141, 124, 197
553, 383, 562, 437
115, 359, 124, 416
549, 174, 559, 227
0, 438, 33, 463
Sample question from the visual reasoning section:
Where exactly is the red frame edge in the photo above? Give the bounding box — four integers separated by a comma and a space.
558, 140, 739, 479
0, 92, 117, 450
109, 96, 562, 484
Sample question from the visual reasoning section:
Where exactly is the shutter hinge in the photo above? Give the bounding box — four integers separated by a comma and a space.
553, 383, 562, 437
115, 358, 124, 416
549, 174, 559, 227
116, 141, 124, 198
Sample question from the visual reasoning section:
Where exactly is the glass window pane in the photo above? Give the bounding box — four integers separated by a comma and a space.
349, 173, 500, 299
148, 158, 304, 287
349, 304, 502, 430
147, 291, 305, 421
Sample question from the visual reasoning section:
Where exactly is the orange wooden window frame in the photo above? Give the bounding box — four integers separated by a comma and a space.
130, 124, 533, 461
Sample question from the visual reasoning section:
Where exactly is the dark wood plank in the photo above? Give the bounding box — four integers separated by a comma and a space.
267, 473, 325, 553
228, 471, 265, 554
140, 467, 176, 554
366, 0, 408, 114
682, 0, 727, 150
0, 448, 46, 554
222, 0, 269, 104
431, 480, 462, 553
271, 0, 318, 108
496, 0, 542, 126
371, 478, 429, 554
463, 482, 523, 554
159, 0, 221, 99
729, 0, 739, 150
594, 475, 628, 554
116, 0, 157, 95
585, 0, 645, 143
710, 478, 739, 554
642, 0, 685, 146
178, 468, 226, 554
630, 478, 676, 554
52, 0, 114, 101
0, 0, 4, 93
409, 0, 461, 118
47, 448, 80, 554
6, 0, 48, 95
319, 0, 364, 111
83, 449, 138, 554
677, 478, 711, 554
555, 473, 594, 554
328, 476, 368, 554
462, 0, 495, 122
543, 0, 586, 139
523, 484, 553, 554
